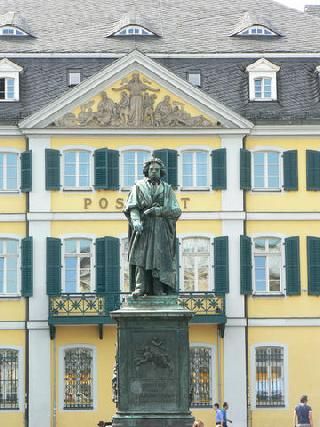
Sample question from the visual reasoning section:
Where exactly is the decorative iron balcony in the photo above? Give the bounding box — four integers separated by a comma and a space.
48, 292, 225, 325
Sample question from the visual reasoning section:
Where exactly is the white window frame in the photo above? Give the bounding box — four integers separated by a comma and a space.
0, 59, 23, 102
190, 343, 215, 409
120, 147, 152, 190
246, 58, 280, 102
62, 148, 93, 191
179, 148, 210, 190
252, 234, 285, 295
239, 26, 277, 36
114, 25, 154, 36
0, 237, 21, 297
187, 71, 202, 87
61, 236, 94, 294
0, 26, 28, 36
251, 343, 288, 410
179, 234, 214, 292
251, 149, 282, 191
254, 77, 272, 100
67, 70, 81, 87
0, 151, 20, 192
59, 344, 96, 411
0, 346, 24, 412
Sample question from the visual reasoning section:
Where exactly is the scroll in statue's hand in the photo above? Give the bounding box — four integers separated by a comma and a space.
144, 207, 161, 216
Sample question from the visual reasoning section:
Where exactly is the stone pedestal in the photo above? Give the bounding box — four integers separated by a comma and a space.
111, 296, 194, 427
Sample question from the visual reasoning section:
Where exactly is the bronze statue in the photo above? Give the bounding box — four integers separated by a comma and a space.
124, 158, 181, 297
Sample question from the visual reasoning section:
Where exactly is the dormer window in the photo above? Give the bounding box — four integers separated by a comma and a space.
246, 59, 280, 102
114, 25, 154, 36
0, 59, 23, 102
239, 25, 277, 36
0, 26, 28, 36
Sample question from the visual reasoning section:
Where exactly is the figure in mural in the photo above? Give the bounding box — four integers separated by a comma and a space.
154, 95, 173, 127
143, 93, 157, 126
113, 73, 160, 126
124, 158, 181, 297
96, 91, 116, 126
119, 91, 130, 126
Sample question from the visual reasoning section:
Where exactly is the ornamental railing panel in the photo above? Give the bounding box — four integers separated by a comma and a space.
177, 292, 225, 316
49, 293, 105, 318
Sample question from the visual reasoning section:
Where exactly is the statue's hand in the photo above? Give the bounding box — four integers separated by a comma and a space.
144, 207, 161, 216
132, 219, 143, 234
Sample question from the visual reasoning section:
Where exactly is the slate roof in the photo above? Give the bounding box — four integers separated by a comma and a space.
231, 11, 283, 36
0, 11, 33, 35
0, 0, 319, 54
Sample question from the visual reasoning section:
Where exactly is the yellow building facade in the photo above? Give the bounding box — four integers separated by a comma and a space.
0, 51, 320, 427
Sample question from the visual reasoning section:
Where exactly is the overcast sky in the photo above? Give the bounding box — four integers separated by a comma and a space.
275, 0, 320, 10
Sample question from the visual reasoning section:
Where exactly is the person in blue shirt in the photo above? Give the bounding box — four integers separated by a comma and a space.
294, 395, 313, 427
221, 402, 232, 427
214, 403, 224, 426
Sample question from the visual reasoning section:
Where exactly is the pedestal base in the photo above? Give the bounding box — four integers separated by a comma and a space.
112, 414, 194, 427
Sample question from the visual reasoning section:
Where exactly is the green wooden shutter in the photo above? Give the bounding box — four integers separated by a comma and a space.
153, 149, 178, 187
46, 237, 61, 295
105, 237, 120, 311
45, 149, 60, 190
306, 150, 320, 191
20, 151, 32, 192
212, 148, 227, 190
94, 149, 119, 189
214, 236, 229, 295
95, 237, 106, 294
21, 237, 33, 297
176, 237, 180, 292
307, 236, 320, 295
283, 150, 298, 191
285, 236, 300, 296
240, 149, 251, 190
240, 235, 252, 295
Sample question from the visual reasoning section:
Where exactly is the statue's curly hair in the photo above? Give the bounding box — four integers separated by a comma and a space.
143, 158, 166, 177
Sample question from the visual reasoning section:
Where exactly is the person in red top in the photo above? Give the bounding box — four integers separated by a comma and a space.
294, 395, 313, 427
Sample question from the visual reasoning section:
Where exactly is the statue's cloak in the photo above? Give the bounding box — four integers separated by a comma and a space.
124, 178, 181, 291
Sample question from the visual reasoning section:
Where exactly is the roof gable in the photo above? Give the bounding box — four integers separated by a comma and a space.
19, 51, 253, 130
0, 58, 23, 73
246, 58, 280, 72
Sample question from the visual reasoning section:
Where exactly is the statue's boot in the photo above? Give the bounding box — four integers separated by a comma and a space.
132, 267, 145, 298
153, 279, 167, 296
132, 284, 145, 298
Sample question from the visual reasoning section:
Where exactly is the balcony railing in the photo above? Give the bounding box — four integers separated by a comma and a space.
48, 292, 225, 325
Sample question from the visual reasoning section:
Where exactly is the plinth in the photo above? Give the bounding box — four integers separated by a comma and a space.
111, 296, 194, 427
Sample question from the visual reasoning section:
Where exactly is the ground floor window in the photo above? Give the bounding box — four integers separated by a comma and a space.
0, 349, 19, 410
255, 346, 285, 408
64, 347, 94, 410
190, 346, 212, 407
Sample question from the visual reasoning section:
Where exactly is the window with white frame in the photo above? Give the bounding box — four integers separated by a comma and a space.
63, 150, 91, 189
114, 25, 155, 36
122, 150, 150, 188
0, 153, 18, 191
0, 239, 19, 295
182, 237, 211, 291
63, 239, 93, 293
255, 346, 285, 408
239, 26, 277, 36
64, 347, 94, 410
0, 78, 15, 101
182, 151, 209, 188
120, 238, 129, 292
253, 151, 280, 190
190, 346, 212, 407
68, 70, 81, 87
0, 349, 19, 410
246, 58, 280, 102
254, 237, 282, 293
187, 72, 201, 87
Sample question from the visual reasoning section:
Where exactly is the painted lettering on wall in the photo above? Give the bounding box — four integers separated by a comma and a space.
83, 197, 189, 210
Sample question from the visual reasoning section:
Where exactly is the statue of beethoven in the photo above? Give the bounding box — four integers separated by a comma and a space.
124, 158, 181, 297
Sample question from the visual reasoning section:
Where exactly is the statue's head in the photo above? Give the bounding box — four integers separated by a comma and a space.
132, 73, 140, 82
143, 158, 166, 179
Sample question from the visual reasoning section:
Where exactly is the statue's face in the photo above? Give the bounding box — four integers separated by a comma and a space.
148, 162, 161, 179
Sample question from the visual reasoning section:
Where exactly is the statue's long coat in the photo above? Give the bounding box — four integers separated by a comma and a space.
124, 178, 181, 291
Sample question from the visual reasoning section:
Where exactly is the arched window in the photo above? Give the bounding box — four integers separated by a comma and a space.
182, 237, 211, 291
252, 151, 280, 190
63, 239, 93, 293
255, 346, 285, 408
63, 347, 94, 410
114, 25, 155, 36
0, 349, 19, 409
239, 26, 277, 36
63, 150, 91, 189
253, 237, 282, 293
122, 150, 150, 188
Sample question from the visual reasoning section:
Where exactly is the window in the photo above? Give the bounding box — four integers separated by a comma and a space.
239, 26, 277, 36
114, 25, 154, 36
0, 26, 28, 36
190, 346, 212, 407
254, 237, 282, 293
0, 153, 18, 190
68, 70, 81, 87
255, 346, 285, 408
182, 151, 209, 188
63, 239, 92, 293
122, 150, 150, 188
253, 151, 280, 190
63, 150, 91, 189
182, 237, 211, 291
187, 72, 201, 87
0, 78, 15, 101
0, 349, 19, 410
0, 240, 19, 295
121, 238, 129, 292
246, 59, 280, 102
64, 347, 94, 410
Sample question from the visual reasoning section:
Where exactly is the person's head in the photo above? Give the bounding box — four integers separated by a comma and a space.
143, 158, 166, 179
214, 403, 220, 410
223, 402, 229, 409
300, 395, 308, 404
